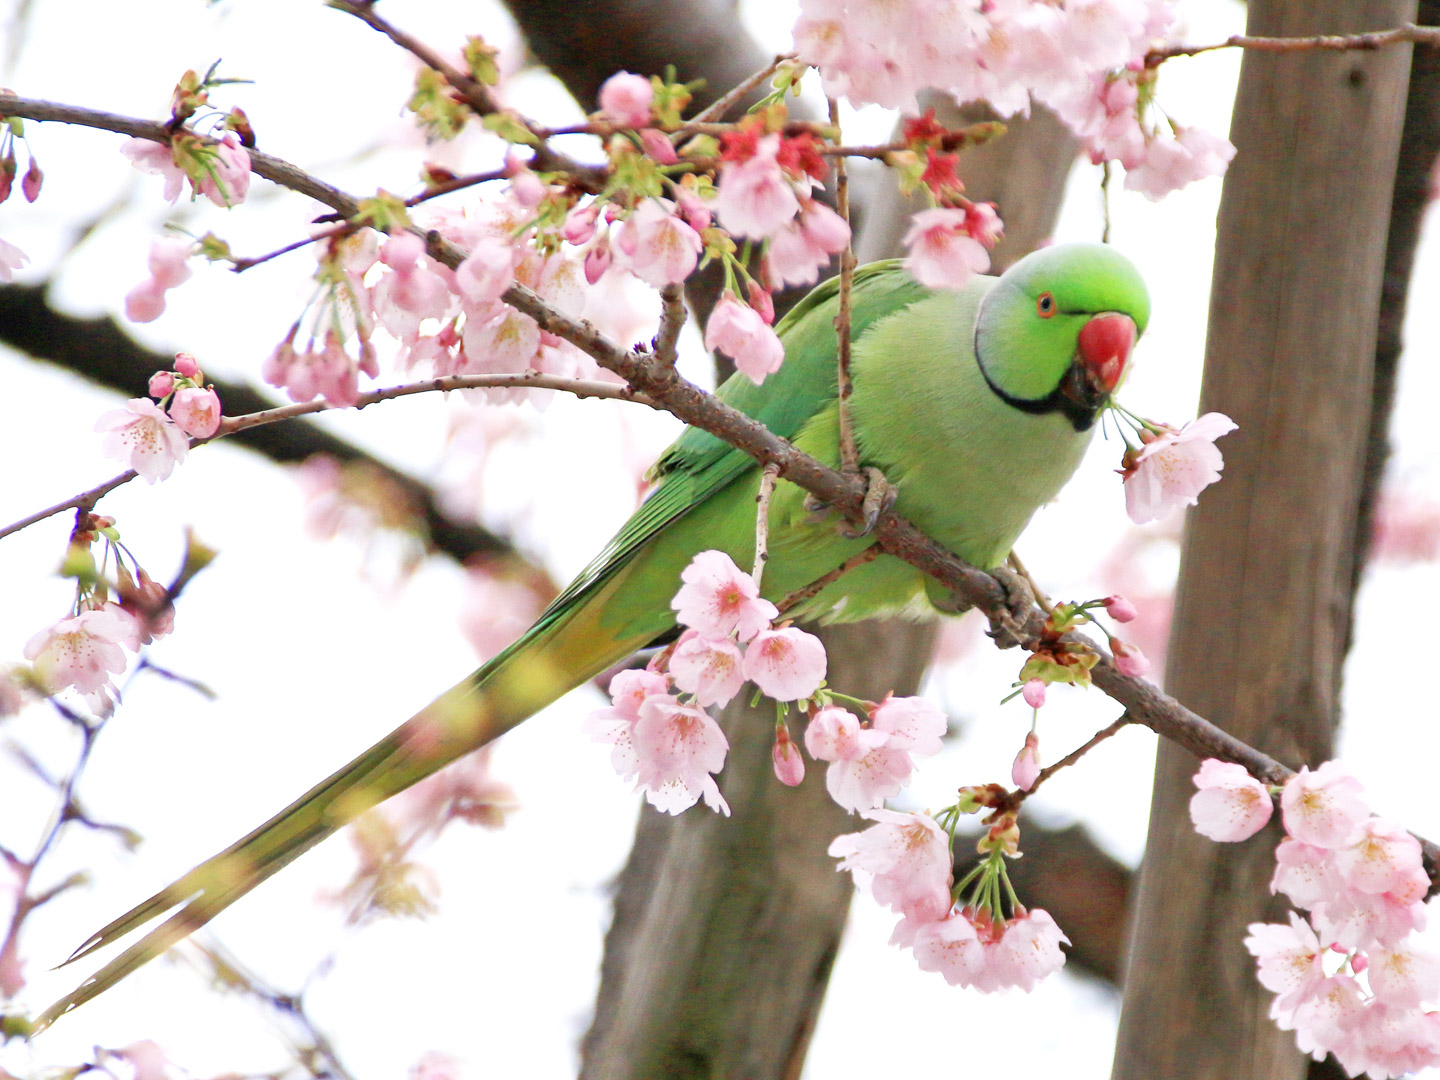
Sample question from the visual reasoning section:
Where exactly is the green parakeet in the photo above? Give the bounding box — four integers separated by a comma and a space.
41, 241, 1148, 1025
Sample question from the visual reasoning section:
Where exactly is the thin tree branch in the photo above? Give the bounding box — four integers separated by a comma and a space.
688, 53, 797, 124
1146, 22, 1440, 66
0, 373, 654, 542
828, 97, 859, 476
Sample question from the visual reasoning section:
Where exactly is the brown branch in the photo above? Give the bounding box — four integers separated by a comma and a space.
1146, 22, 1440, 66
773, 547, 881, 616
0, 373, 654, 542
829, 98, 859, 476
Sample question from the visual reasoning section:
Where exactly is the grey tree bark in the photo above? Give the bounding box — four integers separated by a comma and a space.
1111, 2, 1416, 1077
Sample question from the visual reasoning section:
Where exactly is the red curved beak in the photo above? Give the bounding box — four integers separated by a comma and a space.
1077, 313, 1136, 396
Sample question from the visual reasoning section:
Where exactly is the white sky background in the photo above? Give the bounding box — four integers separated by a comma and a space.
0, 0, 1438, 1078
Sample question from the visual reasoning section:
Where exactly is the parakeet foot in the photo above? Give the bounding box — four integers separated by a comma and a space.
838, 467, 898, 539
985, 564, 1037, 649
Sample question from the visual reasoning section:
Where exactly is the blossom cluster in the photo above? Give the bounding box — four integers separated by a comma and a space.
95, 353, 224, 483
584, 550, 828, 815
793, 0, 1234, 200
1190, 759, 1440, 1076
830, 809, 1069, 991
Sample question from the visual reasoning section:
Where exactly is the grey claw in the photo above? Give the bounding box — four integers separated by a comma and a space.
984, 564, 1037, 649
839, 467, 898, 539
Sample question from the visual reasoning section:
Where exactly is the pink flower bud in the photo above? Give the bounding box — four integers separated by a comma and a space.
510, 169, 546, 209
21, 159, 42, 203
1012, 732, 1041, 791
584, 240, 612, 285
169, 386, 222, 438
772, 726, 805, 787
598, 71, 654, 128
124, 279, 167, 323
1112, 640, 1150, 678
148, 371, 176, 398
1021, 678, 1046, 709
747, 280, 775, 325
639, 128, 679, 165
1104, 595, 1138, 622
0, 163, 12, 204
563, 203, 600, 246
174, 352, 200, 378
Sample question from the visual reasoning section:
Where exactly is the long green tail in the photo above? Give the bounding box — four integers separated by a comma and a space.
36, 591, 654, 1031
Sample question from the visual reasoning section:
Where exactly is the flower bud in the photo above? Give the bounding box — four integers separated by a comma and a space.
148, 371, 176, 398
1021, 678, 1046, 709
174, 352, 200, 379
21, 158, 42, 203
1112, 640, 1150, 678
1104, 594, 1138, 622
1011, 732, 1040, 791
772, 725, 805, 787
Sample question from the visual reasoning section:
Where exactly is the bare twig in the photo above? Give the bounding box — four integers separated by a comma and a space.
1146, 23, 1440, 67
828, 98, 859, 476
773, 547, 882, 616
689, 52, 799, 124
1006, 550, 1054, 614
1015, 713, 1134, 803
230, 225, 348, 274
753, 462, 780, 587
653, 283, 687, 369
0, 471, 137, 543
406, 168, 507, 206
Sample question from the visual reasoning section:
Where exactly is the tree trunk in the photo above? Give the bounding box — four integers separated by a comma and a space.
1111, 2, 1415, 1077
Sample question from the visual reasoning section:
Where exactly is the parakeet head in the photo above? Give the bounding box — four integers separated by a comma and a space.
973, 243, 1150, 432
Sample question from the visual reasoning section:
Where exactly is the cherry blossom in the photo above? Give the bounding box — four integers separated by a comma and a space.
1244, 913, 1325, 1018
828, 808, 954, 923
766, 201, 851, 288
1122, 412, 1239, 524
95, 398, 189, 483
741, 626, 827, 701
1281, 762, 1369, 850
583, 667, 670, 781
912, 906, 1069, 993
870, 694, 946, 755
122, 138, 186, 201
668, 630, 747, 708
902, 207, 991, 290
704, 292, 785, 385
619, 198, 703, 288
0, 237, 29, 282
714, 135, 801, 240
1188, 758, 1273, 842
1124, 126, 1237, 202
194, 132, 251, 207
598, 71, 654, 127
168, 386, 222, 439
454, 236, 517, 305
632, 694, 731, 815
23, 606, 136, 716
670, 550, 777, 642
804, 705, 888, 764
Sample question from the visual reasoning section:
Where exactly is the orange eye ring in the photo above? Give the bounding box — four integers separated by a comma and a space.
1037, 292, 1055, 318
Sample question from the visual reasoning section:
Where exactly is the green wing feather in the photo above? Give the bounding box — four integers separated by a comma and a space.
38, 262, 933, 1030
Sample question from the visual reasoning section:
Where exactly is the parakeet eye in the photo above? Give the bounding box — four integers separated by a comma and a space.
1037, 292, 1055, 318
